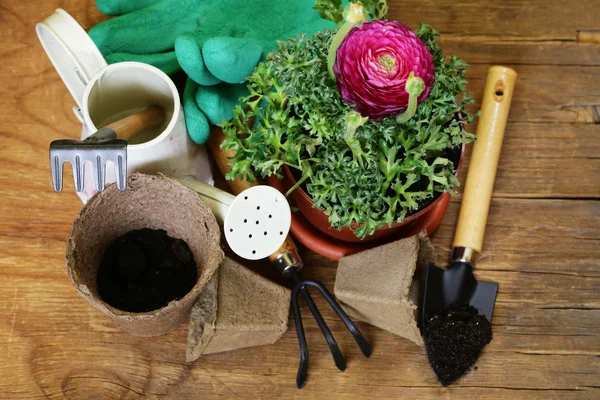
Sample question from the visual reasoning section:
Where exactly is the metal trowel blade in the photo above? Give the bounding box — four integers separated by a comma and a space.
422, 261, 498, 324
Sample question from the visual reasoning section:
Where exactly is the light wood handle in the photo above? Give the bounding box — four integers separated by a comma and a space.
453, 66, 517, 252
207, 127, 301, 264
267, 235, 299, 264
105, 106, 166, 140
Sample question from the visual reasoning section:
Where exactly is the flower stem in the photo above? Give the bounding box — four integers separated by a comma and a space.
328, 22, 354, 79
328, 2, 369, 79
344, 111, 369, 167
285, 173, 310, 197
396, 72, 426, 124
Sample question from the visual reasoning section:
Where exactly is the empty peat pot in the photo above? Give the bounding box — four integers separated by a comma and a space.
66, 173, 223, 336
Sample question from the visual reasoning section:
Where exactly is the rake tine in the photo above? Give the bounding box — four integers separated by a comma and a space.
116, 153, 127, 191
93, 154, 105, 192
291, 284, 309, 389
287, 269, 346, 372
298, 280, 372, 358
301, 287, 346, 370
50, 153, 63, 192
290, 278, 372, 389
72, 155, 84, 192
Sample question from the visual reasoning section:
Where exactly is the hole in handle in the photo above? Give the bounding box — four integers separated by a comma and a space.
75, 68, 88, 86
493, 80, 506, 102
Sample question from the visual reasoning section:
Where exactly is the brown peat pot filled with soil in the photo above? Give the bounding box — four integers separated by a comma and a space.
66, 173, 223, 336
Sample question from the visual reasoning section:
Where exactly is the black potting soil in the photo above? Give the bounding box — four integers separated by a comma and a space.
97, 229, 197, 313
423, 304, 493, 386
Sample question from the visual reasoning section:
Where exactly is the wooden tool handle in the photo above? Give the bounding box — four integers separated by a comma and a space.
207, 127, 301, 264
105, 106, 166, 140
453, 66, 517, 252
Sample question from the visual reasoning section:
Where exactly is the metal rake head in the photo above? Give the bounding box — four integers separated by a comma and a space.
49, 129, 128, 193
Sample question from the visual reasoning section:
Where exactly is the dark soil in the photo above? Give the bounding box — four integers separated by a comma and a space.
97, 229, 197, 313
423, 304, 493, 386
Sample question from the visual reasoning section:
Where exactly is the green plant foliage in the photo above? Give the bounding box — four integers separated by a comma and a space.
221, 25, 477, 239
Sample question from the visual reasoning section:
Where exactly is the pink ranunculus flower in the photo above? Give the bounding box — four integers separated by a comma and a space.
333, 20, 435, 121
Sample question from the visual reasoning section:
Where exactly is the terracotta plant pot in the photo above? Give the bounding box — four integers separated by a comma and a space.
66, 173, 223, 336
280, 144, 464, 244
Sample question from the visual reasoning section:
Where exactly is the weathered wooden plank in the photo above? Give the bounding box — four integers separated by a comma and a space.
390, 0, 600, 41
456, 123, 600, 199
430, 199, 600, 275
439, 36, 600, 66
464, 64, 600, 124
492, 272, 600, 308
178, 387, 599, 400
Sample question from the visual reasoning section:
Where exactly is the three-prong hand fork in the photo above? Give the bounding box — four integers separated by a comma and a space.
285, 267, 372, 388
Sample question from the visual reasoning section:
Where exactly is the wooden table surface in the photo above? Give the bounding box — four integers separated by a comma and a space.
1, 1, 599, 399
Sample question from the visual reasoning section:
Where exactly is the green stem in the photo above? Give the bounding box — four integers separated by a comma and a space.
396, 92, 419, 124
328, 21, 354, 79
396, 72, 426, 124
285, 173, 310, 197
328, 2, 369, 79
344, 111, 369, 168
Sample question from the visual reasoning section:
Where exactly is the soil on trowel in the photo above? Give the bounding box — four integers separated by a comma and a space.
97, 229, 197, 313
423, 304, 493, 386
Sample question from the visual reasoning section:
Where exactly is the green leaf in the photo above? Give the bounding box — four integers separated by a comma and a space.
313, 0, 344, 26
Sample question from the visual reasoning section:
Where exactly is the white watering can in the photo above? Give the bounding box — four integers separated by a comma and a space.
36, 9, 213, 203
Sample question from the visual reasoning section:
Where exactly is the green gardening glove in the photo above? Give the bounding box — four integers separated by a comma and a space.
89, 0, 337, 144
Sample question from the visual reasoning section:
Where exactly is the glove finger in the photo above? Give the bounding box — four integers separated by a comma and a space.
105, 51, 181, 76
96, 0, 161, 16
183, 78, 210, 145
195, 83, 249, 125
89, 3, 199, 56
175, 32, 222, 86
202, 37, 264, 84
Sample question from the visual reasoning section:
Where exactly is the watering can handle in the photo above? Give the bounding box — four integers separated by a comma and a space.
453, 66, 517, 254
207, 127, 303, 270
36, 9, 107, 110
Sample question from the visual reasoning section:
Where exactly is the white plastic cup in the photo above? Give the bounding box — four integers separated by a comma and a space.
36, 9, 213, 202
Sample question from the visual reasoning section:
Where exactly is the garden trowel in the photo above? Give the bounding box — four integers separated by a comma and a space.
423, 66, 517, 326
